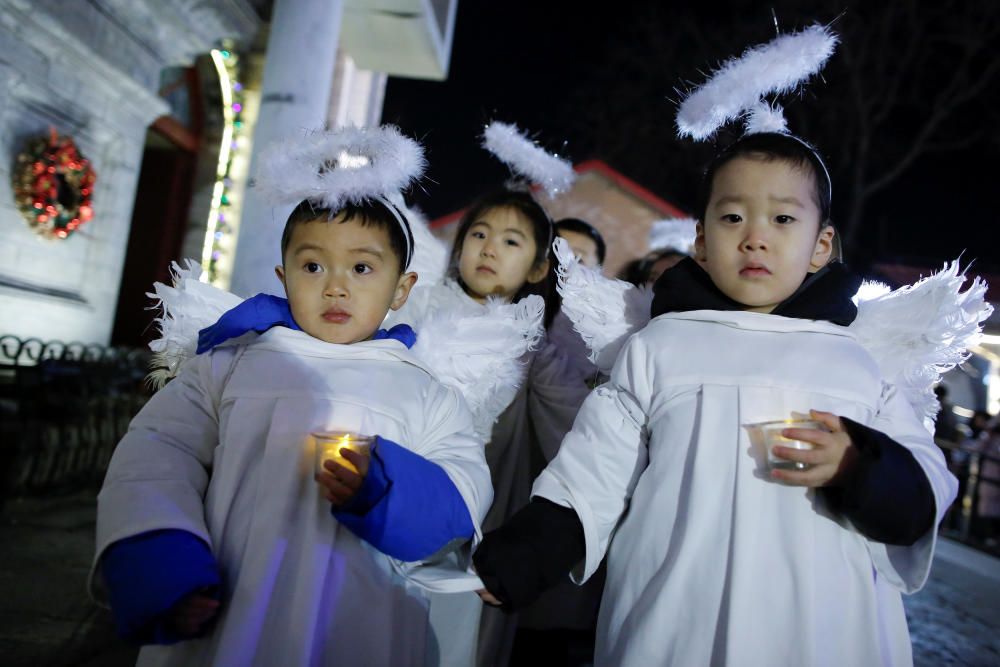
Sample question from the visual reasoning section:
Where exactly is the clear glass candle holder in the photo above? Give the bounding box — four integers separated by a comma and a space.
746, 419, 825, 471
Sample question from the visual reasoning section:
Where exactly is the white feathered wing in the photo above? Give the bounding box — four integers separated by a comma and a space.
552, 237, 653, 373
850, 261, 993, 432
395, 200, 449, 287
146, 260, 544, 440
409, 295, 545, 440
146, 260, 243, 388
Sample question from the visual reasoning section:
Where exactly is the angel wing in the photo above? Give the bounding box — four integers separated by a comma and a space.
146, 260, 243, 388
398, 201, 449, 288
410, 295, 545, 440
648, 217, 698, 254
147, 259, 544, 439
850, 261, 993, 432
553, 237, 652, 373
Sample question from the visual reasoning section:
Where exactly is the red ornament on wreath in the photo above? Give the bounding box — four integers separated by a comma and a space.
12, 128, 96, 240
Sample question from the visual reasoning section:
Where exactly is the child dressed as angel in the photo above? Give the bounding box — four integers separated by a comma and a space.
471, 26, 973, 667
90, 127, 495, 667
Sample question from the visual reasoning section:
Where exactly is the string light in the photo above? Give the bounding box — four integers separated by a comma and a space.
201, 43, 253, 287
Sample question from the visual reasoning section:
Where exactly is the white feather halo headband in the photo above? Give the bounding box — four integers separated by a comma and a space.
482, 121, 576, 198
649, 217, 698, 254
676, 24, 838, 141
252, 125, 426, 210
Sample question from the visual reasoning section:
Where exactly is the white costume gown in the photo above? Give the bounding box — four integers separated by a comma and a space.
389, 280, 594, 667
91, 329, 492, 667
533, 310, 957, 667
476, 318, 593, 667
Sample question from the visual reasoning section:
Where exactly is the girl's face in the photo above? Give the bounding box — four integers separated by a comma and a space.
458, 206, 548, 303
695, 156, 834, 313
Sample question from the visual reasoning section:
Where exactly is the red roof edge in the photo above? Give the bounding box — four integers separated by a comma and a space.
430, 160, 688, 228
573, 159, 689, 218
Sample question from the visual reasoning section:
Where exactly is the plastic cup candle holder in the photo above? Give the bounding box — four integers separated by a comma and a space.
313, 431, 373, 475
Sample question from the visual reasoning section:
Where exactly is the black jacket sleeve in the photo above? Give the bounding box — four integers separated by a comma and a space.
472, 498, 586, 611
820, 417, 937, 546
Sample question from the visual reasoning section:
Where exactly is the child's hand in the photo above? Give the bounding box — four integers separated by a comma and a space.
477, 588, 503, 607
168, 591, 220, 638
315, 448, 370, 507
770, 410, 859, 487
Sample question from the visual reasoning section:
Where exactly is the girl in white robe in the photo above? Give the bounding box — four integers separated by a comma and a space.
386, 189, 594, 667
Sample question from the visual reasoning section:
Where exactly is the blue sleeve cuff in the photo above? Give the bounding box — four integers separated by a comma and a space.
332, 436, 475, 561
101, 529, 221, 644
372, 323, 417, 349
337, 445, 393, 515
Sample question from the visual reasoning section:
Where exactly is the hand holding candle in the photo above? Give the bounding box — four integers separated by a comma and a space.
769, 410, 858, 487
313, 432, 373, 507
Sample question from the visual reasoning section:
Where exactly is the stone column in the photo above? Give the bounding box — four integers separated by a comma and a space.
228, 0, 344, 298
328, 50, 387, 130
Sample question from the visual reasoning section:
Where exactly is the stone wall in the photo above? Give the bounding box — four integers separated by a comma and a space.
0, 0, 257, 345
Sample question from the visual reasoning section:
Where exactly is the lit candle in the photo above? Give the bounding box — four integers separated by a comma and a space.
313, 431, 373, 475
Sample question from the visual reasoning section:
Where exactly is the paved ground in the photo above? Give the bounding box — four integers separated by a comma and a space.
905, 538, 1000, 667
1, 492, 998, 666
0, 492, 137, 667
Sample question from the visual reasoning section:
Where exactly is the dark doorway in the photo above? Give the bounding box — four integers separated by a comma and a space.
111, 67, 204, 347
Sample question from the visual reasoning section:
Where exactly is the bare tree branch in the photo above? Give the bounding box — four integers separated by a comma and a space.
558, 1, 1000, 261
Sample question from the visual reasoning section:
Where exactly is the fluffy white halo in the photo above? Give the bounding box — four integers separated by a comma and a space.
252, 125, 426, 209
649, 217, 698, 254
676, 24, 838, 140
482, 121, 575, 198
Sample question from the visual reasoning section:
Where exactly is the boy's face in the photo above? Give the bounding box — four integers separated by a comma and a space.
276, 214, 416, 344
557, 229, 601, 268
695, 156, 834, 313
458, 206, 548, 303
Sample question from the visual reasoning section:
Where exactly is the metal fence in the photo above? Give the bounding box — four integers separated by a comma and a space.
0, 334, 152, 500
2, 331, 998, 558
939, 438, 1000, 555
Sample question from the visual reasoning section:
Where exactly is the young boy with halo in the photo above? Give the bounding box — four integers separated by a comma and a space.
91, 126, 495, 667
473, 26, 983, 666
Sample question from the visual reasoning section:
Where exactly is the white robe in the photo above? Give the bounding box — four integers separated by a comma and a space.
385, 280, 496, 667
388, 280, 595, 665
91, 329, 492, 667
532, 310, 958, 667
476, 323, 594, 667
390, 278, 482, 322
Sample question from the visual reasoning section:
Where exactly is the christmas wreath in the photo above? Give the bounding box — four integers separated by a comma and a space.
12, 130, 96, 239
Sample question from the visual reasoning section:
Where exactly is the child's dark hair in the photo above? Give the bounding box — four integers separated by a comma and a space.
555, 217, 607, 265
448, 189, 560, 327
698, 132, 833, 227
618, 248, 687, 286
280, 198, 413, 272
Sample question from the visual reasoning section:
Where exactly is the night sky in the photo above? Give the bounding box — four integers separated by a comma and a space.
381, 1, 999, 272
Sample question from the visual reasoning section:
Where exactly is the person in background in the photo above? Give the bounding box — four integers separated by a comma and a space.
933, 385, 959, 446
555, 218, 606, 269
618, 217, 698, 287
